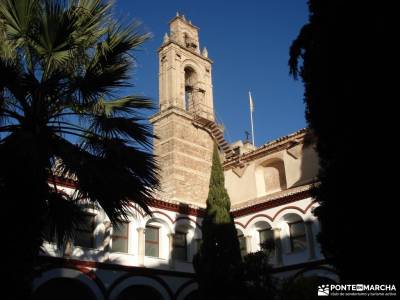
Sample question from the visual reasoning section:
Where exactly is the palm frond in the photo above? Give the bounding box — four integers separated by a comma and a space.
93, 96, 154, 117
43, 190, 89, 249
73, 20, 150, 103
51, 136, 158, 223
0, 0, 38, 42
89, 115, 155, 148
70, 0, 111, 46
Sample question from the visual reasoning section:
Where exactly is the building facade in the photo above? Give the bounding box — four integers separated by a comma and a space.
34, 15, 337, 300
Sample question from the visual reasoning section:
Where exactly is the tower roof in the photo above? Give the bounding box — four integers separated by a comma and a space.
169, 13, 200, 30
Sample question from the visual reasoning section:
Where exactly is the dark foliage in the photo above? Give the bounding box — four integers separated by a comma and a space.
193, 145, 245, 300
289, 0, 397, 282
242, 251, 278, 300
279, 276, 329, 300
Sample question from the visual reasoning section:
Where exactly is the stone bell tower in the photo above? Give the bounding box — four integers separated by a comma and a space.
150, 14, 216, 206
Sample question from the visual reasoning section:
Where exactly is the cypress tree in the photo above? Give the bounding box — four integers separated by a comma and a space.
194, 144, 245, 300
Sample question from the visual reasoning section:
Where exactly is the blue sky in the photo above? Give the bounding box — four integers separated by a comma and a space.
114, 0, 309, 146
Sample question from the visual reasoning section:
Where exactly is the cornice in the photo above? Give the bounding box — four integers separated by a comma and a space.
148, 198, 205, 217
50, 178, 316, 219
37, 256, 196, 278
231, 185, 315, 218
158, 41, 213, 64
149, 106, 194, 124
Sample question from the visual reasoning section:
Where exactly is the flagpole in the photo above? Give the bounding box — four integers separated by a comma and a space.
249, 91, 255, 147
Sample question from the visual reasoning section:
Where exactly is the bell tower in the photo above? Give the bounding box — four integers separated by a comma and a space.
150, 14, 215, 206
158, 13, 214, 119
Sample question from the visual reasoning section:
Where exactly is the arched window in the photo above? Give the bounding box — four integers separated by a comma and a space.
184, 67, 197, 111
145, 225, 160, 257
73, 213, 95, 248
288, 220, 307, 252
172, 222, 199, 262
251, 221, 274, 254
259, 227, 274, 254
111, 221, 129, 253
172, 230, 187, 261
282, 213, 307, 253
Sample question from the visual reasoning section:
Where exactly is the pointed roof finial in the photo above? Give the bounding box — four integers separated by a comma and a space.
163, 33, 169, 44
202, 47, 208, 58
182, 15, 186, 21
176, 11, 180, 17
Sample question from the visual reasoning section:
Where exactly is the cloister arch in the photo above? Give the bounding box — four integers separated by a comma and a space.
108, 276, 172, 300
276, 213, 307, 254
173, 219, 202, 262
175, 280, 199, 300
33, 268, 104, 300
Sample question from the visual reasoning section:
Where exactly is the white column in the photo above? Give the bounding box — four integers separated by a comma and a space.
100, 221, 112, 262
272, 227, 283, 266
137, 227, 145, 266
102, 221, 112, 252
63, 242, 73, 257
305, 220, 316, 260
245, 235, 252, 254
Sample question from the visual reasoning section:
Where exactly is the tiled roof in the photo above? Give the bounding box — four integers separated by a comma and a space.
224, 128, 309, 169
231, 182, 315, 211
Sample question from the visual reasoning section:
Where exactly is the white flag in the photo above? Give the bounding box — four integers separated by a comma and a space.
249, 91, 254, 112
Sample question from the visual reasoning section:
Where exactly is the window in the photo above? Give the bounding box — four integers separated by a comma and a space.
145, 226, 159, 257
74, 214, 95, 248
111, 222, 129, 253
172, 231, 187, 261
259, 228, 274, 254
289, 221, 307, 252
184, 67, 197, 111
238, 233, 246, 257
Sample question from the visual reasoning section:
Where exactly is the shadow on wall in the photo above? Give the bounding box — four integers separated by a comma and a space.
291, 130, 319, 188
169, 203, 201, 266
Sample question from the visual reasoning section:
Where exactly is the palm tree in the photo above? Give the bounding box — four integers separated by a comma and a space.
0, 0, 158, 297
